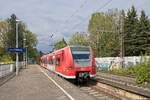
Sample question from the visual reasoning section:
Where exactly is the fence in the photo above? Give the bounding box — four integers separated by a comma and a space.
95, 56, 150, 70
0, 62, 24, 78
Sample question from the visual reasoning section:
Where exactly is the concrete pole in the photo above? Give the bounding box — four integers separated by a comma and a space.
26, 47, 28, 67
23, 38, 26, 68
16, 22, 19, 75
119, 12, 124, 68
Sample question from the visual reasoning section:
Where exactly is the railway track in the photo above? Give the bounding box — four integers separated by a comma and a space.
46, 68, 150, 99
96, 72, 150, 99
69, 72, 150, 100
77, 78, 149, 100
79, 79, 121, 100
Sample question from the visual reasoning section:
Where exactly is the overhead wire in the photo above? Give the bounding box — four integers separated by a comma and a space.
57, 0, 88, 33
68, 0, 113, 32
135, 0, 150, 17
122, 0, 150, 14
69, 0, 150, 33
55, 0, 150, 41
64, 0, 88, 23
53, 0, 88, 44
136, 0, 150, 9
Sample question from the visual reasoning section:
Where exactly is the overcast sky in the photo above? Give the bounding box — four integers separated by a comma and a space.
0, 0, 150, 53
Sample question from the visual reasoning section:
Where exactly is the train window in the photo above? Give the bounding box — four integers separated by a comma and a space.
72, 54, 90, 59
52, 55, 55, 65
47, 59, 50, 64
62, 50, 64, 61
52, 59, 54, 64
56, 58, 60, 66
49, 58, 52, 64
45, 59, 47, 64
44, 59, 46, 64
62, 53, 64, 61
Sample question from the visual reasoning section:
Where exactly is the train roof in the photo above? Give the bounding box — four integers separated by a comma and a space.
41, 45, 91, 57
69, 45, 90, 48
53, 45, 90, 53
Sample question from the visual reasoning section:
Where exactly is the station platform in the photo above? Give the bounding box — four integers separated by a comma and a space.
0, 65, 97, 100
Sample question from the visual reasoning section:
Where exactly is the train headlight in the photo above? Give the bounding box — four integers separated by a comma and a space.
68, 66, 74, 70
92, 66, 96, 70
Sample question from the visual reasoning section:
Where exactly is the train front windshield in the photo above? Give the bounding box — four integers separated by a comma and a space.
71, 47, 91, 67
72, 54, 90, 60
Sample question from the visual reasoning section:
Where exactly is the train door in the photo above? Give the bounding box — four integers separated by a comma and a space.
55, 51, 65, 74
55, 55, 61, 73
47, 56, 51, 70
51, 55, 55, 71
44, 58, 47, 68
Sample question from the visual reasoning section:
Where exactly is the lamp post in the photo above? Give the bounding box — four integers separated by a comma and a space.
49, 33, 54, 52
23, 37, 26, 68
25, 45, 28, 67
16, 19, 21, 75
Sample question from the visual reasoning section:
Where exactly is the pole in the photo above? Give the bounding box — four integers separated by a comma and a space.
23, 38, 26, 68
16, 22, 19, 75
96, 27, 104, 57
119, 11, 124, 68
26, 47, 28, 67
23, 32, 27, 68
96, 28, 100, 57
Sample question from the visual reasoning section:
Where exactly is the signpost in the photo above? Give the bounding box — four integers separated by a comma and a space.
7, 48, 26, 52
7, 47, 27, 75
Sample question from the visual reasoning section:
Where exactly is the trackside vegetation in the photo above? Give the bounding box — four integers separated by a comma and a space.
0, 54, 14, 64
108, 57, 150, 84
0, 14, 38, 63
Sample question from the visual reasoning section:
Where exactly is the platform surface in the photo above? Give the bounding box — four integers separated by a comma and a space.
0, 65, 97, 100
0, 65, 71, 100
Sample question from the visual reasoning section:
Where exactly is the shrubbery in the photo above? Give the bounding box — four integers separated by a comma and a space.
0, 54, 14, 64
108, 58, 150, 84
135, 63, 150, 84
109, 66, 137, 77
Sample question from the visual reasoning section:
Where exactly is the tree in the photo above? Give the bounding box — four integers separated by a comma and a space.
0, 20, 10, 57
137, 10, 150, 55
124, 6, 150, 56
6, 14, 17, 48
54, 38, 67, 50
0, 21, 9, 47
0, 14, 38, 62
69, 32, 89, 46
26, 30, 38, 59
88, 12, 119, 57
124, 6, 139, 56
4, 14, 25, 60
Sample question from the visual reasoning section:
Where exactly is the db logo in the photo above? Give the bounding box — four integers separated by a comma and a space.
81, 67, 84, 70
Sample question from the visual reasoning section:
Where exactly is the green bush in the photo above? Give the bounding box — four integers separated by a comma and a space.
110, 66, 137, 76
109, 58, 150, 84
126, 66, 139, 75
110, 67, 132, 76
0, 54, 14, 64
135, 63, 150, 84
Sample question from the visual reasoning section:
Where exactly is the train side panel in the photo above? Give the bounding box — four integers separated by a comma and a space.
54, 47, 75, 78
47, 54, 55, 71
90, 48, 96, 77
40, 46, 96, 79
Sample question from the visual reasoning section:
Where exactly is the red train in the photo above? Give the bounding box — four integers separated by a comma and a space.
40, 46, 96, 81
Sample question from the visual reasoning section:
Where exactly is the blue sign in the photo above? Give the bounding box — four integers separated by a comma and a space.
7, 48, 26, 52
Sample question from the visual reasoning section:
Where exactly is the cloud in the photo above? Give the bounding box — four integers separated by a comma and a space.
0, 0, 150, 53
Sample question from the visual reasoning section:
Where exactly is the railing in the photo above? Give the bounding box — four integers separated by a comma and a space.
0, 62, 24, 78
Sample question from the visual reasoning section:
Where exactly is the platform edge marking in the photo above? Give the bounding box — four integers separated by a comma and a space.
39, 67, 75, 100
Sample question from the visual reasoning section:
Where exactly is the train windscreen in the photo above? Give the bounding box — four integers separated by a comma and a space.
71, 47, 91, 67
72, 54, 90, 60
